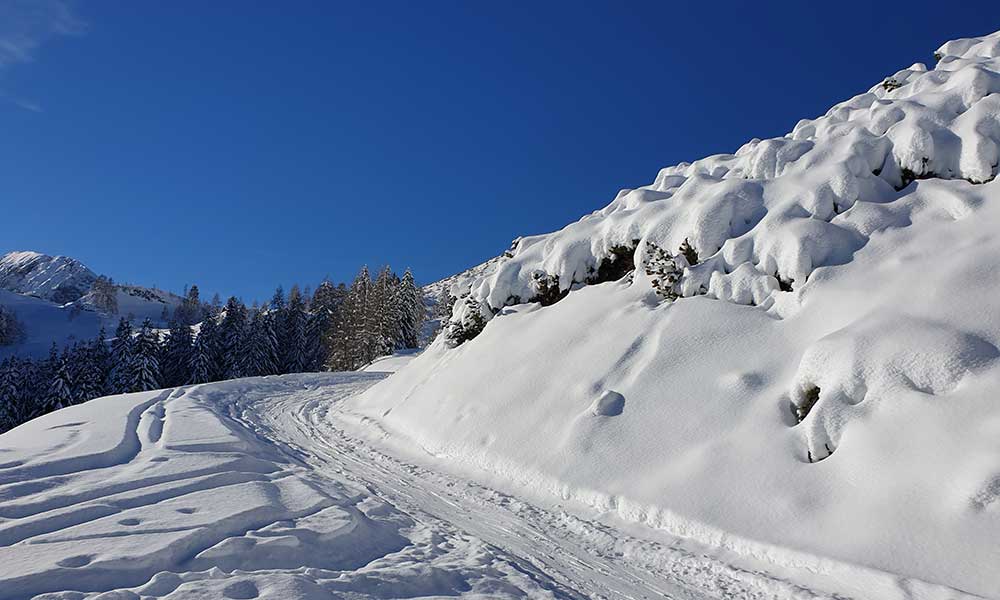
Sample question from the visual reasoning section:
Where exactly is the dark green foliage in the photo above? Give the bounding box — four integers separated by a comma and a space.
678, 238, 699, 266
589, 242, 637, 285
881, 78, 903, 92
776, 273, 794, 292
130, 319, 162, 392
161, 320, 194, 387
530, 272, 567, 306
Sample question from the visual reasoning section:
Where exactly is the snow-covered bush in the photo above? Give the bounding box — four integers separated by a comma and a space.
444, 296, 492, 347
642, 241, 682, 301
449, 31, 1000, 320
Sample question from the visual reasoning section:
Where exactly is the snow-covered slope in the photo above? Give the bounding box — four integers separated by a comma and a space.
0, 251, 96, 305
0, 251, 183, 359
350, 31, 1000, 597
420, 257, 504, 345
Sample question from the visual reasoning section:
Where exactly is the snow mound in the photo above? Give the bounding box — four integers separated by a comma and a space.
790, 312, 1000, 461
445, 30, 1000, 325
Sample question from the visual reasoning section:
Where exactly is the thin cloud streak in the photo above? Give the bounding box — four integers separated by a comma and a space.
0, 0, 85, 111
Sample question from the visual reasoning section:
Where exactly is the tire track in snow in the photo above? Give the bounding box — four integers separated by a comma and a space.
231, 374, 841, 600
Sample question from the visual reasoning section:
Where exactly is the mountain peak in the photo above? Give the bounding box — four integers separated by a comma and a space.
0, 250, 97, 304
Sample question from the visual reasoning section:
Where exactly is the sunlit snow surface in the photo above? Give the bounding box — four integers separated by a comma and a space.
0, 375, 573, 600
353, 31, 1000, 598
0, 374, 896, 600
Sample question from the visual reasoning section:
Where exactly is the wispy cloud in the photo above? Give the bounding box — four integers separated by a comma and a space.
0, 0, 85, 111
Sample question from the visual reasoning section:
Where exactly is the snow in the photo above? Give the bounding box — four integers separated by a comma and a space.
348, 30, 1000, 598
0, 289, 104, 359
0, 255, 182, 360
0, 374, 871, 600
0, 252, 96, 305
360, 349, 421, 373
0, 375, 583, 599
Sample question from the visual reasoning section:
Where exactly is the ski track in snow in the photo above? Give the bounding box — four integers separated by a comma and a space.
0, 373, 979, 599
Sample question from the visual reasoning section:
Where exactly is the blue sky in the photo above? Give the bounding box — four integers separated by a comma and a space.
1, 0, 996, 303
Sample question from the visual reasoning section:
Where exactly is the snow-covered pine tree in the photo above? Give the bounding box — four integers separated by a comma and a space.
304, 280, 341, 371
371, 266, 401, 358
161, 319, 194, 387
109, 318, 135, 394
0, 358, 21, 432
270, 286, 286, 312
345, 266, 374, 369
188, 330, 215, 385
219, 296, 248, 379
73, 343, 105, 403
44, 350, 75, 413
173, 284, 203, 326
397, 269, 424, 349
241, 308, 279, 377
130, 319, 162, 392
89, 328, 113, 395
643, 241, 682, 301
280, 286, 308, 374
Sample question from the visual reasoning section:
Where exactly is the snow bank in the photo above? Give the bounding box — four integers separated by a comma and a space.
351, 30, 1000, 597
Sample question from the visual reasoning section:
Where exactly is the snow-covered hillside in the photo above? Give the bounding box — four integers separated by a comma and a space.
0, 252, 182, 359
349, 30, 1000, 597
0, 252, 96, 305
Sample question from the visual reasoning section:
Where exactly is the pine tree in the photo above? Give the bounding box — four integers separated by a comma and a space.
109, 318, 134, 394
161, 320, 194, 387
91, 328, 113, 394
219, 296, 248, 379
270, 286, 286, 312
0, 358, 21, 432
371, 266, 401, 358
174, 284, 203, 326
280, 286, 308, 374
44, 351, 75, 413
304, 280, 342, 371
188, 331, 215, 385
335, 266, 374, 369
241, 308, 279, 377
130, 319, 162, 392
73, 344, 104, 403
397, 269, 425, 349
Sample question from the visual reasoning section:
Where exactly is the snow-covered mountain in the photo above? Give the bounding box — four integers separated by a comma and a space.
0, 251, 183, 358
0, 251, 97, 305
350, 30, 1000, 596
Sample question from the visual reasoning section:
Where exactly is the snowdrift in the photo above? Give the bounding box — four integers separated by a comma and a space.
350, 31, 1000, 597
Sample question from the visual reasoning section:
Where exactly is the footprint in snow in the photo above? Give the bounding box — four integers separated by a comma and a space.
590, 390, 625, 416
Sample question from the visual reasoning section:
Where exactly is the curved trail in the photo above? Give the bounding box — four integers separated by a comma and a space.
227, 373, 834, 600
0, 373, 885, 599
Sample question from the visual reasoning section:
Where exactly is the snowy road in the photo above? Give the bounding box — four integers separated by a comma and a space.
224, 373, 844, 600
0, 373, 956, 599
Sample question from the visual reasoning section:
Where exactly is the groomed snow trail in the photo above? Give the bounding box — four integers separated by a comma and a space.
0, 373, 969, 599
226, 373, 848, 600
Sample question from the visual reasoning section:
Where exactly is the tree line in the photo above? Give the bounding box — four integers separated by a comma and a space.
0, 266, 424, 433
